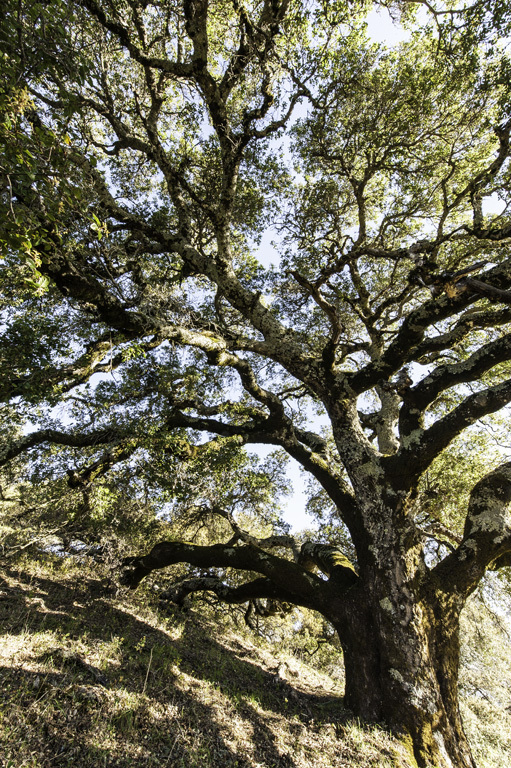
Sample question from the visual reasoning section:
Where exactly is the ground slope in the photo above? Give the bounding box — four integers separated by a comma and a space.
0, 557, 509, 768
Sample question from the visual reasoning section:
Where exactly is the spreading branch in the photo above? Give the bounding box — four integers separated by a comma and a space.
431, 462, 511, 596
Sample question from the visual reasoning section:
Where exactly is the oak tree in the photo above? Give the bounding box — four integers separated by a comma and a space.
2, 1, 511, 766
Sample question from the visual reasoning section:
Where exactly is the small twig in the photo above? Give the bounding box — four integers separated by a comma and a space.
142, 646, 153, 695
302, 639, 327, 657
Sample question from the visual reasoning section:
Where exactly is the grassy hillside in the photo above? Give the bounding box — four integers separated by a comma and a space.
0, 556, 509, 768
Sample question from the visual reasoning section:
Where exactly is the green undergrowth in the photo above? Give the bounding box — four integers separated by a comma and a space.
0, 555, 509, 768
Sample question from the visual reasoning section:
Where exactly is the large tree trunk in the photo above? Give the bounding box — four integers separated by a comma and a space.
333, 584, 475, 768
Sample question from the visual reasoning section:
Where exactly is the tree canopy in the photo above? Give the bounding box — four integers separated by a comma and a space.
2, 1, 511, 766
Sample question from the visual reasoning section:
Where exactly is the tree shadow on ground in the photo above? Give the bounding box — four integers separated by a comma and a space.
0, 565, 349, 768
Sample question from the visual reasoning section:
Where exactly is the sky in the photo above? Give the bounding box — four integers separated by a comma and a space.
365, 6, 414, 45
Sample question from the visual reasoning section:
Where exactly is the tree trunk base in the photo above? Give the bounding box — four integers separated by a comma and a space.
335, 596, 477, 768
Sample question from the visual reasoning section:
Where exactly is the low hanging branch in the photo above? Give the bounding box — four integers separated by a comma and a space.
120, 539, 359, 615
159, 574, 294, 608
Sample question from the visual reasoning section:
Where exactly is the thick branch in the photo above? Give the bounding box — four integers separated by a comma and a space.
298, 542, 358, 588
409, 306, 511, 363
385, 377, 511, 488
0, 404, 287, 472
462, 276, 511, 303
0, 427, 120, 469
430, 462, 511, 596
1, 332, 161, 404
344, 258, 511, 396
120, 540, 331, 608
399, 332, 511, 436
160, 575, 301, 608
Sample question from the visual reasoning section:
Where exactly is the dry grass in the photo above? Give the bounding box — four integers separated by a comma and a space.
0, 556, 509, 768
0, 556, 411, 768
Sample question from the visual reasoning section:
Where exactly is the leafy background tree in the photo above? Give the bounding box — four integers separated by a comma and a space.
2, 1, 511, 767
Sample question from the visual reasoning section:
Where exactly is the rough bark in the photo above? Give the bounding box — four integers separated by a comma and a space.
335, 587, 475, 768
